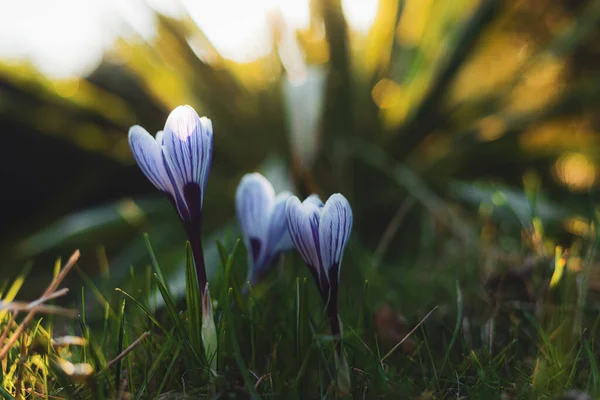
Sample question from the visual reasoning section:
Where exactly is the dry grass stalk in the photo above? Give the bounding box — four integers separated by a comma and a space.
0, 250, 81, 360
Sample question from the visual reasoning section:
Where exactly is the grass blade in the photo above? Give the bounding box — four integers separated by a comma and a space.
153, 274, 201, 365
156, 342, 183, 396
185, 241, 203, 356
0, 385, 15, 400
115, 288, 168, 336
144, 233, 167, 287
226, 288, 260, 399
134, 338, 174, 400
216, 240, 229, 269
439, 281, 463, 373
584, 340, 600, 392
0, 262, 32, 322
114, 299, 126, 392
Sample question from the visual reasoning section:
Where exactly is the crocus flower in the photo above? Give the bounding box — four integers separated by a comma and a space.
128, 105, 213, 294
286, 193, 353, 391
286, 194, 352, 309
235, 173, 295, 289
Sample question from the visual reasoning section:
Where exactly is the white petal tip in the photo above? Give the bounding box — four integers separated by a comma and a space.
128, 125, 149, 138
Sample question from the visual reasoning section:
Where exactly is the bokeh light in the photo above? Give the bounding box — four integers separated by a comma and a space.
553, 152, 597, 191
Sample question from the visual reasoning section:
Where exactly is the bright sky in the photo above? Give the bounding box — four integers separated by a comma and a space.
0, 0, 378, 78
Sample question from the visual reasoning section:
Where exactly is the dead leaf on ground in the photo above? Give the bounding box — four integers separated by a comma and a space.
374, 304, 415, 354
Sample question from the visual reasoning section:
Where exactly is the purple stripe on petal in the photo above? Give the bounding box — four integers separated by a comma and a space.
286, 196, 324, 285
199, 117, 213, 198
249, 237, 263, 266
162, 106, 213, 208
318, 194, 353, 280
162, 148, 190, 221
128, 125, 171, 194
235, 173, 274, 272
285, 197, 308, 261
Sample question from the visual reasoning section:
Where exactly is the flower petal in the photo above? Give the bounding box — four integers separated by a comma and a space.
161, 147, 192, 221
268, 192, 295, 254
155, 130, 164, 145
318, 194, 352, 280
162, 105, 213, 201
198, 117, 213, 195
286, 196, 324, 285
160, 106, 213, 223
128, 125, 172, 194
235, 173, 275, 269
304, 194, 324, 208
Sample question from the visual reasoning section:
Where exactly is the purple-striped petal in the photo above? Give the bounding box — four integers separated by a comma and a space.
128, 125, 172, 194
235, 173, 274, 269
236, 174, 298, 284
286, 196, 324, 286
161, 147, 191, 222
158, 106, 213, 223
268, 192, 294, 254
162, 105, 213, 204
319, 194, 352, 281
198, 117, 213, 196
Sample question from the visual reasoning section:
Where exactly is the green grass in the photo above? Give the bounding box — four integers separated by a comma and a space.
1, 206, 600, 400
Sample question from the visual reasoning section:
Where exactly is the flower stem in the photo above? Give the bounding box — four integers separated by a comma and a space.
188, 229, 208, 297
326, 296, 342, 353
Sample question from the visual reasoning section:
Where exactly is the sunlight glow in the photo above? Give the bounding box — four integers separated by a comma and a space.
341, 0, 379, 32
0, 0, 379, 77
183, 0, 283, 63
0, 0, 115, 78
0, 0, 161, 78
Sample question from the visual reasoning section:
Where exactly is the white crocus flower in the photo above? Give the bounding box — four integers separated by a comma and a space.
235, 173, 295, 289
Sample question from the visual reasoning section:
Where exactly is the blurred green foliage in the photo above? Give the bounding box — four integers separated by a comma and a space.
0, 0, 599, 300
